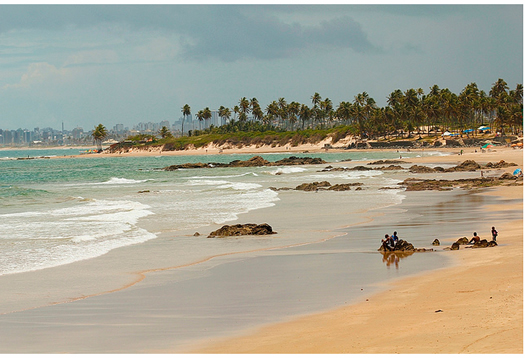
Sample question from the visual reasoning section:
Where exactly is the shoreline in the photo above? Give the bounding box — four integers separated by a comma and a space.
190, 148, 523, 354
0, 145, 521, 353
2, 140, 514, 159
192, 185, 523, 354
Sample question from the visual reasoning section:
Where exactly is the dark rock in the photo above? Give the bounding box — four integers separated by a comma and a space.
451, 242, 460, 250
380, 165, 404, 170
329, 183, 364, 191
208, 223, 276, 238
473, 239, 489, 248
456, 237, 469, 245
432, 239, 440, 246
228, 156, 271, 167
367, 159, 407, 165
355, 187, 363, 190
378, 239, 416, 252
488, 240, 498, 247
193, 232, 200, 236
485, 160, 518, 168
499, 172, 517, 180
409, 165, 437, 173
274, 156, 326, 166
295, 181, 331, 191
351, 165, 374, 171
449, 160, 481, 171
164, 156, 326, 171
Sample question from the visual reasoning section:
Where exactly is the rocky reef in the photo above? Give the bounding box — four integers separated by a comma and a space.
400, 173, 522, 191
207, 223, 276, 238
164, 156, 326, 171
270, 181, 363, 192
378, 239, 433, 253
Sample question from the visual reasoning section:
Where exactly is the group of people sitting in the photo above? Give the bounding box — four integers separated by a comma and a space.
382, 227, 498, 251
468, 226, 498, 244
381, 231, 399, 251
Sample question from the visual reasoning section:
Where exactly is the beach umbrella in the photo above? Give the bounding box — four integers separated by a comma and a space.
478, 126, 490, 130
443, 131, 452, 136
482, 143, 494, 149
513, 168, 522, 176
463, 129, 474, 133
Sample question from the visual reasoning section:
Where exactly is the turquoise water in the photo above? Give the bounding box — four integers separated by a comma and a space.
0, 148, 449, 276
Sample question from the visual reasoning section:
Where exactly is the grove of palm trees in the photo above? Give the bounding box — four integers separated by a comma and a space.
121, 78, 522, 152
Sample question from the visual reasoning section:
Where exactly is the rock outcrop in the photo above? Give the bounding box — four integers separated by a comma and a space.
270, 181, 364, 192
407, 160, 518, 174
400, 175, 522, 191
432, 239, 440, 246
208, 223, 276, 238
378, 239, 432, 252
164, 156, 326, 171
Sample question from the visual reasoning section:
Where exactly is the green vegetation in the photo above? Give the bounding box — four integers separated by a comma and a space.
92, 124, 108, 152
114, 78, 522, 152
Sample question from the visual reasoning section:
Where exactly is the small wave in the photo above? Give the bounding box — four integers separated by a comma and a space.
265, 167, 307, 175
217, 182, 262, 190
309, 170, 383, 180
101, 177, 152, 185
186, 172, 257, 180
71, 235, 97, 243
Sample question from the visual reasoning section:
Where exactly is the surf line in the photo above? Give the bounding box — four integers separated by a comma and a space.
1, 215, 380, 315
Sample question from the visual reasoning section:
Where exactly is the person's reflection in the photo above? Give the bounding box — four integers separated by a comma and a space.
381, 251, 414, 269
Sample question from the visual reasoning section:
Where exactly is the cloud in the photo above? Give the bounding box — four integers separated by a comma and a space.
0, 5, 379, 62
63, 49, 119, 67
3, 62, 71, 89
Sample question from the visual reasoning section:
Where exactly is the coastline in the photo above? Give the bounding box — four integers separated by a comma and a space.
192, 148, 523, 354
0, 145, 521, 353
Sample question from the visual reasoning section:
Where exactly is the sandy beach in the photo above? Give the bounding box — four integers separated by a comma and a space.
0, 144, 521, 353
193, 146, 524, 354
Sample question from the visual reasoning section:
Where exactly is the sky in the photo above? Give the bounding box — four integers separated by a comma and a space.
0, 4, 522, 131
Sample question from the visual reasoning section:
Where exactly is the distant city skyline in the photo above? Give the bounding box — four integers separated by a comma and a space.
0, 4, 522, 131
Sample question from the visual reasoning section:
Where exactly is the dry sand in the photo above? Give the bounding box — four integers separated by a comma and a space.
193, 147, 523, 354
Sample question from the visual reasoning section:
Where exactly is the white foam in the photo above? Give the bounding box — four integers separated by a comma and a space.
309, 170, 383, 180
217, 182, 262, 190
186, 172, 257, 179
101, 177, 152, 185
0, 198, 157, 275
265, 167, 307, 175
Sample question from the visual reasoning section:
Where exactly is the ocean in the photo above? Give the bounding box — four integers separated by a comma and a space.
0, 148, 449, 277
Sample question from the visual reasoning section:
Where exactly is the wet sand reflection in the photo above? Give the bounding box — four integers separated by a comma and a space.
381, 251, 415, 269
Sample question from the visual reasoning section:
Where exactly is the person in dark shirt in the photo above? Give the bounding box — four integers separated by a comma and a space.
469, 232, 481, 244
491, 227, 498, 241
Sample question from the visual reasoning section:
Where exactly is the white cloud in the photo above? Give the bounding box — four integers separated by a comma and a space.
63, 49, 120, 67
3, 62, 71, 90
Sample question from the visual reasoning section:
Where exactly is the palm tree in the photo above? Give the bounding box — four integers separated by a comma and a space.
218, 106, 231, 125
252, 103, 264, 125
196, 110, 204, 130
239, 97, 250, 120
299, 104, 311, 129
311, 92, 321, 108
92, 124, 107, 152
203, 107, 212, 128
266, 101, 279, 127
159, 126, 173, 138
287, 101, 300, 130
182, 104, 191, 136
